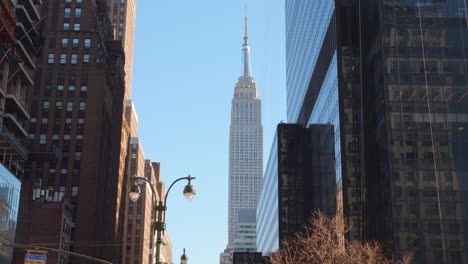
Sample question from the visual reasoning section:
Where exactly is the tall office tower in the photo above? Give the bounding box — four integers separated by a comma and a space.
0, 0, 42, 262
222, 17, 263, 262
257, 124, 336, 255
14, 0, 127, 263
110, 0, 136, 98
279, 0, 468, 263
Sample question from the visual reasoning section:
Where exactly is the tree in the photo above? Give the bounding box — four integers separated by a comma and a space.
269, 212, 413, 264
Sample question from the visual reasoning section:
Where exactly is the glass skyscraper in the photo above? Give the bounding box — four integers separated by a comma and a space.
257, 124, 336, 256
257, 0, 468, 263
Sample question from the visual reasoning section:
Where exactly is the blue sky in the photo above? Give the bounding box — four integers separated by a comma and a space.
132, 0, 286, 263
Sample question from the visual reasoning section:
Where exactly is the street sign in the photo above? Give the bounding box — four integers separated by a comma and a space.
24, 250, 47, 264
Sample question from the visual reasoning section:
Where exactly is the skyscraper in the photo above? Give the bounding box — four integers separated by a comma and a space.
257, 124, 336, 255
222, 17, 263, 262
14, 1, 127, 262
257, 0, 468, 263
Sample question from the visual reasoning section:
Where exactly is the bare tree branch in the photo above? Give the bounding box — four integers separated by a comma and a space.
269, 211, 412, 264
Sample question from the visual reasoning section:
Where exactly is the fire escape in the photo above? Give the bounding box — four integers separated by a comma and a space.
0, 0, 46, 177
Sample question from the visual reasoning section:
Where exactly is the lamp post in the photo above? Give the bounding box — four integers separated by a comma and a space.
129, 175, 196, 264
180, 248, 188, 264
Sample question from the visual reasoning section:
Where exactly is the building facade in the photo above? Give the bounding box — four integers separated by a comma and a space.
14, 0, 128, 262
0, 165, 21, 263
0, 0, 42, 262
234, 208, 257, 252
110, 0, 136, 98
223, 17, 263, 261
123, 137, 148, 264
280, 0, 468, 263
232, 252, 268, 264
256, 134, 279, 255
257, 124, 336, 256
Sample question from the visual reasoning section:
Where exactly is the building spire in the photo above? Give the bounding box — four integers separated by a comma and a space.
242, 12, 252, 78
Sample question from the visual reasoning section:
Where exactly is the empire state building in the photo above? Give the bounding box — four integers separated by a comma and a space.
222, 17, 263, 262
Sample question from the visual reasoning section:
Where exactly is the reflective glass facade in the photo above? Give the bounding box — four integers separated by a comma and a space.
361, 1, 468, 263
0, 163, 21, 263
285, 0, 335, 122
284, 0, 468, 263
256, 124, 336, 256
256, 134, 279, 255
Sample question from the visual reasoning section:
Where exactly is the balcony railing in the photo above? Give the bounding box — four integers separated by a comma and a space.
29, 144, 62, 161
6, 82, 28, 110
0, 125, 28, 160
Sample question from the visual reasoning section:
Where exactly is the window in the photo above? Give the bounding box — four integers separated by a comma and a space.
64, 23, 70, 30
64, 8, 71, 18
60, 54, 67, 64
39, 134, 46, 144
43, 100, 50, 109
66, 101, 73, 111
72, 186, 79, 197
61, 169, 67, 175
75, 8, 81, 18
118, 31, 123, 37
71, 54, 77, 64
55, 101, 62, 108
65, 0, 71, 3
71, 38, 79, 49
48, 53, 55, 64
80, 86, 87, 92
57, 85, 64, 96
41, 118, 48, 124
83, 54, 90, 63
61, 38, 68, 48
75, 152, 81, 160
76, 0, 82, 3
69, 85, 75, 91
79, 101, 86, 110
73, 24, 80, 31
84, 39, 91, 49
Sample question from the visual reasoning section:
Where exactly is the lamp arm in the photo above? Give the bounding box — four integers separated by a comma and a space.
133, 176, 157, 203
164, 175, 195, 207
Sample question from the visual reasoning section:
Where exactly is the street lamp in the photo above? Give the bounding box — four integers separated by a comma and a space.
129, 174, 196, 264
180, 248, 188, 264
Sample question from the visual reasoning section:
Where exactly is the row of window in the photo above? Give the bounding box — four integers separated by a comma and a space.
48, 53, 90, 64
42, 100, 86, 111
31, 133, 83, 142
61, 38, 91, 49
35, 133, 83, 144
65, 0, 82, 3
63, 23, 80, 31
64, 7, 81, 19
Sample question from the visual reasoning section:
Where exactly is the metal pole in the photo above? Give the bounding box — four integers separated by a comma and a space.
133, 175, 194, 264
155, 201, 164, 264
